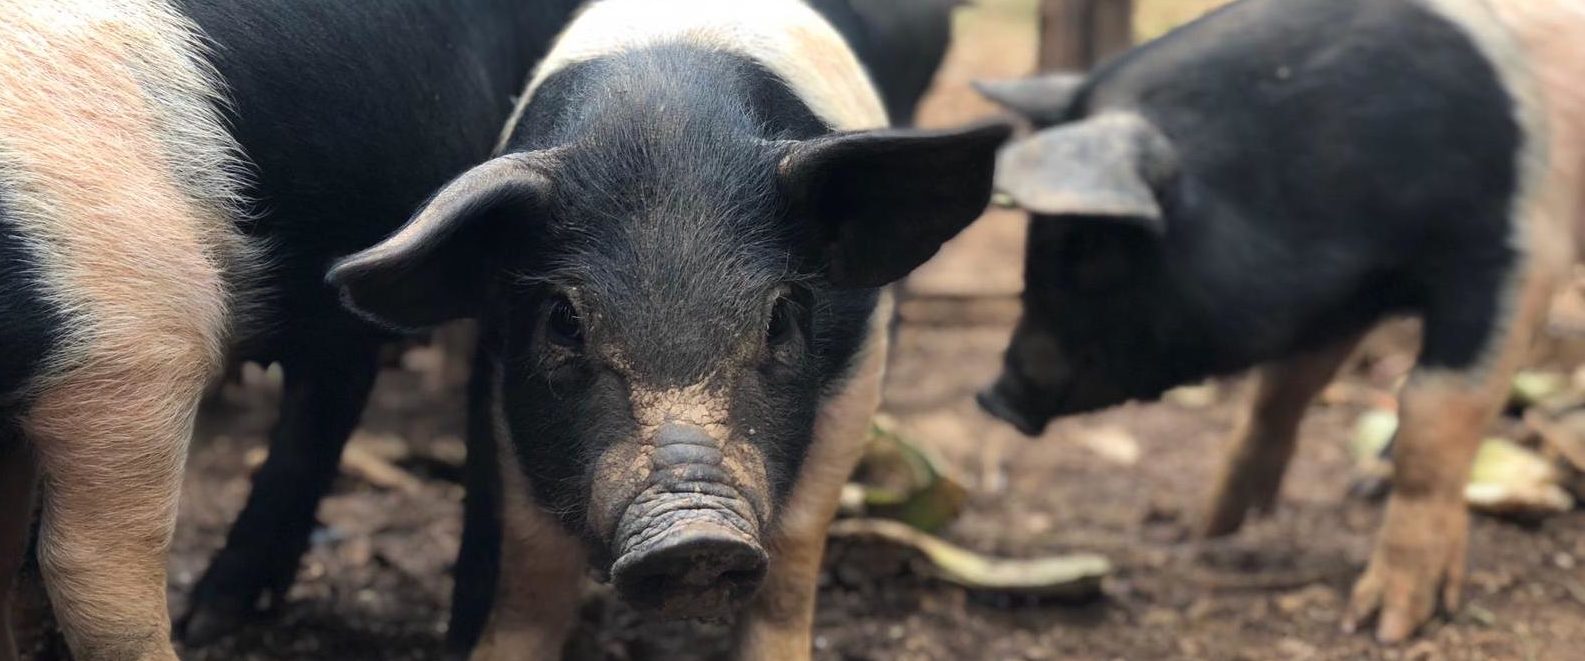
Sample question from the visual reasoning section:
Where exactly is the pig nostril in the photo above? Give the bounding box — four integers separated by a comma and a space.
611, 529, 768, 619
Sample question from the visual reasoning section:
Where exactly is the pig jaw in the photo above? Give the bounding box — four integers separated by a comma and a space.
977, 372, 1052, 437
978, 320, 1152, 433
590, 386, 774, 619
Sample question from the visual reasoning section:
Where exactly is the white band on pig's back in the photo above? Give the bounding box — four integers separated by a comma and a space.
1416, 0, 1583, 373
493, 0, 889, 155
0, 0, 250, 386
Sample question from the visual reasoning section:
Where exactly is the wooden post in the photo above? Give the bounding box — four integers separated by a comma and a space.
1038, 0, 1135, 71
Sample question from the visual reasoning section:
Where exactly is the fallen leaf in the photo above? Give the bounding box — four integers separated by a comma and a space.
847, 417, 969, 532
1525, 407, 1585, 475
1510, 370, 1569, 410
1349, 409, 1398, 464
829, 518, 1110, 598
1464, 438, 1573, 517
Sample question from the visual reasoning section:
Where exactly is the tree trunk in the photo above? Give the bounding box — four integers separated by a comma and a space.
1038, 0, 1135, 71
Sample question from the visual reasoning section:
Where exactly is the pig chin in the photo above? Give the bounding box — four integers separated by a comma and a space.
593, 421, 771, 620
978, 368, 1145, 435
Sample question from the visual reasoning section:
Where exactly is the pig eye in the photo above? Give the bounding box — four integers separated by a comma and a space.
545, 295, 583, 347
766, 295, 799, 347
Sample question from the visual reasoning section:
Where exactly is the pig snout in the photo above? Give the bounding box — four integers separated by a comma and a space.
977, 371, 1051, 437
608, 423, 767, 619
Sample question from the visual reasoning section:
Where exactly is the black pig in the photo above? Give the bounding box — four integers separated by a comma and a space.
329, 0, 1008, 658
976, 0, 1585, 644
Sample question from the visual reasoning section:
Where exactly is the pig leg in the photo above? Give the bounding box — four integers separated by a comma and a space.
1200, 336, 1361, 537
454, 348, 587, 661
182, 340, 382, 644
26, 359, 215, 661
1344, 263, 1556, 642
448, 350, 502, 657
736, 311, 887, 661
0, 429, 37, 661
465, 483, 586, 661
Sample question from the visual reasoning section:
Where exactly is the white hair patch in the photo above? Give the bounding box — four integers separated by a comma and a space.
496, 0, 889, 153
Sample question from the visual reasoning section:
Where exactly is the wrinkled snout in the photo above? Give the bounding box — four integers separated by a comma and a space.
977, 370, 1051, 437
611, 521, 767, 618
607, 423, 767, 619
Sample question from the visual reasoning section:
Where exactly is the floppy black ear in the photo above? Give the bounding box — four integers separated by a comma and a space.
328, 152, 555, 330
780, 120, 1012, 288
973, 73, 1086, 124
995, 112, 1177, 236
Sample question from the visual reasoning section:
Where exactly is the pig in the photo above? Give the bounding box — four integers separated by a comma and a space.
810, 0, 966, 124
327, 0, 1009, 657
974, 0, 1585, 643
0, 3, 257, 658
0, 0, 585, 657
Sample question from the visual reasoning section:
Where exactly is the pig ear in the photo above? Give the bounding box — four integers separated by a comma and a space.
328, 152, 554, 330
995, 112, 1177, 235
973, 74, 1086, 124
780, 120, 1013, 288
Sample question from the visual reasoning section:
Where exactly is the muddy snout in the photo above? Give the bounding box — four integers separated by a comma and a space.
977, 371, 1050, 437
609, 423, 767, 619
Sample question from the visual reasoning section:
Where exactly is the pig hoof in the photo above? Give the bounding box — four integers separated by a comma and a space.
179, 577, 280, 646
1342, 497, 1468, 643
179, 598, 253, 646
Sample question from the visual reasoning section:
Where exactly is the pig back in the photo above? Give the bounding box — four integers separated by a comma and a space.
1080, 0, 1526, 259
1482, 0, 1585, 263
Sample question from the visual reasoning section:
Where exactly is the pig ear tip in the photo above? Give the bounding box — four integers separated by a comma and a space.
970, 78, 1004, 95
323, 258, 358, 287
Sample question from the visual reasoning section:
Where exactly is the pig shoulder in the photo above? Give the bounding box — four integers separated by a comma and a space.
177, 0, 579, 339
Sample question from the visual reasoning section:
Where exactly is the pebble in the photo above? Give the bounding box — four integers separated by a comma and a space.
1275, 584, 1338, 617
1553, 552, 1576, 570
1404, 640, 1442, 661
1276, 637, 1317, 659
1142, 607, 1180, 628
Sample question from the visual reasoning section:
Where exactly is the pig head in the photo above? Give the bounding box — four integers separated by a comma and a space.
973, 96, 1194, 435
327, 67, 1009, 618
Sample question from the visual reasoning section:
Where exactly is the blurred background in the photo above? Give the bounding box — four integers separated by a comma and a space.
22, 1, 1585, 659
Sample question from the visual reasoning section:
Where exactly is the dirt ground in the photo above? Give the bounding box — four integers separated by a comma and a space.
15, 1, 1585, 659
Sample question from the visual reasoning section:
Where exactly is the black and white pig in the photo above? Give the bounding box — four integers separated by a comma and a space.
811, 0, 965, 124
974, 0, 1585, 643
327, 0, 1009, 657
0, 1, 582, 658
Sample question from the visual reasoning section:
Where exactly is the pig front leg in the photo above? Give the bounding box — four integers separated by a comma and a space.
1343, 261, 1557, 642
457, 350, 586, 661
1201, 335, 1362, 537
465, 484, 586, 661
736, 313, 888, 661
0, 428, 38, 661
182, 338, 382, 645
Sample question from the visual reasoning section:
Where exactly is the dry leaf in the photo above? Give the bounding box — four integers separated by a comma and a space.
829, 518, 1110, 598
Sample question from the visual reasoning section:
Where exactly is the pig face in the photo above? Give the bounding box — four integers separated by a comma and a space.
973, 83, 1195, 435
980, 213, 1230, 435
328, 63, 1008, 616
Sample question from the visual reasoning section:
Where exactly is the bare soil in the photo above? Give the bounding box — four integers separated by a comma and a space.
15, 1, 1585, 659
